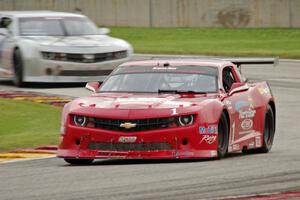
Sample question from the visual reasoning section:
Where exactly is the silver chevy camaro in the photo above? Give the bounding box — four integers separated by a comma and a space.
0, 11, 133, 86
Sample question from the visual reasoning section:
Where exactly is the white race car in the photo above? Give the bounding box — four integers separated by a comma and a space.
0, 11, 133, 86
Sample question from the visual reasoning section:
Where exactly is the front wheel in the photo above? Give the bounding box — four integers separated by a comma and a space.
64, 158, 94, 165
217, 112, 229, 158
13, 49, 24, 87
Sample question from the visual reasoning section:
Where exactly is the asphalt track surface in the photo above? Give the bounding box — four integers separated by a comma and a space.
1, 55, 300, 200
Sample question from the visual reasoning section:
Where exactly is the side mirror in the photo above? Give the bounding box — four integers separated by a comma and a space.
98, 28, 110, 35
228, 82, 249, 96
85, 82, 100, 93
0, 28, 9, 36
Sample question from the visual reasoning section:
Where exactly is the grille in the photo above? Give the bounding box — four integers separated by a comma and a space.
88, 142, 172, 151
59, 70, 112, 76
41, 50, 127, 63
92, 117, 175, 132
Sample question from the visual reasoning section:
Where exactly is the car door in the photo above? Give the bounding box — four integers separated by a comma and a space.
222, 66, 258, 151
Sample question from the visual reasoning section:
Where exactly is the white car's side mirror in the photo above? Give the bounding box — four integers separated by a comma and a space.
98, 28, 110, 35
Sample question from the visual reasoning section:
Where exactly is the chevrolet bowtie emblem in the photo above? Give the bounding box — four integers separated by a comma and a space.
120, 122, 137, 129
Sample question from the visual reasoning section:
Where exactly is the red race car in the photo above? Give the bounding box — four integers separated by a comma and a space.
57, 58, 277, 165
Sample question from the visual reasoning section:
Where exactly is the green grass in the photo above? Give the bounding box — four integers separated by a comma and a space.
0, 98, 61, 152
109, 27, 300, 59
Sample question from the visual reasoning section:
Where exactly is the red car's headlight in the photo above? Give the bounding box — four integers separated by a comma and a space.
178, 115, 194, 126
73, 115, 87, 126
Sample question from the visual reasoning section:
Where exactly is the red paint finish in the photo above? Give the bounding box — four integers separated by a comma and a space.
57, 60, 275, 160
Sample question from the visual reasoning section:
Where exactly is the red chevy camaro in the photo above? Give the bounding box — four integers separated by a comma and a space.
57, 58, 277, 165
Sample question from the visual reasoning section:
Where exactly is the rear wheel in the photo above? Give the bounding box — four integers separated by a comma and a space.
243, 105, 275, 154
64, 158, 94, 165
13, 49, 24, 87
217, 112, 229, 158
258, 105, 275, 153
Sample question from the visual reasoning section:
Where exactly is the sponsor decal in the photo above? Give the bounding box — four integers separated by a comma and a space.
224, 100, 232, 109
241, 119, 253, 130
199, 126, 218, 134
235, 101, 250, 111
255, 136, 261, 147
153, 67, 177, 70
120, 122, 137, 129
235, 101, 256, 119
239, 109, 256, 119
199, 127, 206, 134
239, 130, 255, 135
231, 121, 236, 144
115, 98, 192, 108
210, 150, 217, 157
179, 151, 194, 156
248, 97, 255, 108
83, 54, 95, 60
249, 142, 255, 149
118, 136, 137, 143
258, 87, 270, 95
232, 144, 240, 151
171, 108, 177, 115
208, 126, 218, 134
200, 135, 217, 144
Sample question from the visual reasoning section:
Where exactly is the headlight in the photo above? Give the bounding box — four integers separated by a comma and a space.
41, 52, 67, 61
178, 115, 194, 126
113, 50, 127, 59
73, 115, 87, 126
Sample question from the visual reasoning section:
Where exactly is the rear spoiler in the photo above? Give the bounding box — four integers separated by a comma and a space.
223, 57, 279, 67
150, 56, 278, 65
223, 58, 278, 74
150, 56, 279, 69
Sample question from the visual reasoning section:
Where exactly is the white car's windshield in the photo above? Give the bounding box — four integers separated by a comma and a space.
19, 17, 98, 36
100, 71, 218, 93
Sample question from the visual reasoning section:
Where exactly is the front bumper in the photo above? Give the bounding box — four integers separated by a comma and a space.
23, 57, 129, 83
57, 124, 218, 159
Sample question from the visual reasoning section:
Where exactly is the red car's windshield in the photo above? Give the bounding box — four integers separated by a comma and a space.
100, 72, 218, 93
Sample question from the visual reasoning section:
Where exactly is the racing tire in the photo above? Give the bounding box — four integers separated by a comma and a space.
64, 158, 94, 165
13, 49, 25, 87
243, 105, 275, 154
217, 112, 229, 159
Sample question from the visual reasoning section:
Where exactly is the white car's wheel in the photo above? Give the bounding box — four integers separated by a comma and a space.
13, 49, 24, 87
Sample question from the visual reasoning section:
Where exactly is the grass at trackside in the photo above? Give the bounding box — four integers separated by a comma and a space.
0, 98, 61, 152
109, 27, 300, 59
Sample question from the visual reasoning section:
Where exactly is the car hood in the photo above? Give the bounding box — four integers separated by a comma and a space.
21, 35, 131, 53
67, 93, 220, 118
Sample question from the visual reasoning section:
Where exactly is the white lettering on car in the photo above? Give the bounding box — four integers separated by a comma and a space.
118, 136, 137, 143
200, 135, 217, 144
239, 109, 256, 119
241, 119, 253, 130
